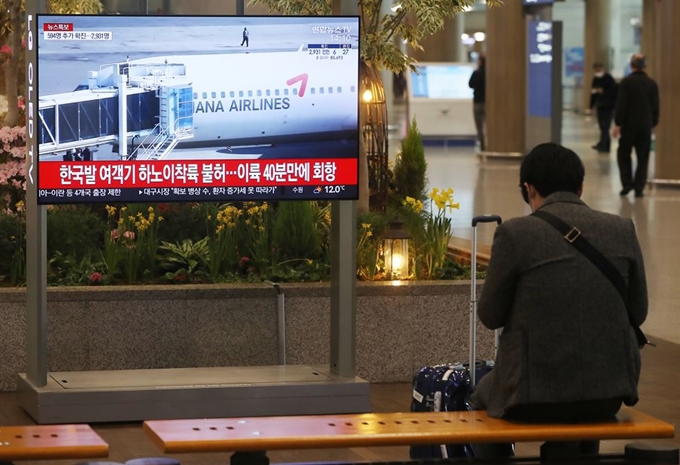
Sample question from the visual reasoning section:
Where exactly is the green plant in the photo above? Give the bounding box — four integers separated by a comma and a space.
157, 203, 206, 244
47, 205, 106, 262
0, 210, 25, 284
272, 201, 321, 261
47, 251, 105, 286
269, 257, 331, 283
439, 256, 485, 280
249, 0, 495, 214
311, 201, 332, 263
102, 204, 163, 284
241, 202, 274, 272
423, 188, 460, 278
202, 203, 241, 280
392, 119, 427, 205
159, 238, 210, 283
398, 197, 427, 278
356, 212, 388, 280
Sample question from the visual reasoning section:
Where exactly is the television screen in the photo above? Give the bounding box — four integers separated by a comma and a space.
410, 64, 474, 100
35, 15, 360, 204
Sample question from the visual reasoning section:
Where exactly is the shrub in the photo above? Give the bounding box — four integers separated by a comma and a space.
392, 118, 427, 205
0, 211, 25, 284
273, 201, 320, 260
47, 205, 106, 262
157, 203, 205, 243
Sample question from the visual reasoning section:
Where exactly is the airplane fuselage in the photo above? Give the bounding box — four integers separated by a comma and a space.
129, 50, 360, 146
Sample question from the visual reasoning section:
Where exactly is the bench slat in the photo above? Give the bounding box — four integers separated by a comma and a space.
0, 424, 109, 461
144, 408, 675, 454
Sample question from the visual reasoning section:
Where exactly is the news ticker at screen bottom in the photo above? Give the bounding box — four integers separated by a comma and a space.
37, 185, 359, 204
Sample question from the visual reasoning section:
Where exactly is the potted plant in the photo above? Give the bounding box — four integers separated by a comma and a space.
250, 0, 496, 214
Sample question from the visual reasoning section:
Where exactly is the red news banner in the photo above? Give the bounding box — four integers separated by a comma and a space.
39, 158, 358, 190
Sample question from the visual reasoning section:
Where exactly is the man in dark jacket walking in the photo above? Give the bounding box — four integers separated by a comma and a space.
590, 62, 617, 153
613, 54, 659, 198
468, 55, 486, 152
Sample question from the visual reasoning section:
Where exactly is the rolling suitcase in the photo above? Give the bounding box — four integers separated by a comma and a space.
410, 214, 502, 460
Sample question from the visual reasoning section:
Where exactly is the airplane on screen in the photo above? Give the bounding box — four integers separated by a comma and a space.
74, 47, 361, 149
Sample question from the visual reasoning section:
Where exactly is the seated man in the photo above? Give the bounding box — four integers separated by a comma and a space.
471, 143, 647, 428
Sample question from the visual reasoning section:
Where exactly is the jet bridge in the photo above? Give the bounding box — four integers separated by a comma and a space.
38, 60, 194, 160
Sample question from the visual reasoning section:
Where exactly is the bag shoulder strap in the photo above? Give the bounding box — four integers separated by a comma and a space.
531, 210, 628, 304
531, 209, 649, 347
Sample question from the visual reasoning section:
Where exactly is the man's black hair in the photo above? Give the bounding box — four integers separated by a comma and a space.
520, 143, 585, 200
630, 54, 646, 70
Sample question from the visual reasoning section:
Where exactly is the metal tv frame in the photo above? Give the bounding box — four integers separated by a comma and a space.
19, 0, 369, 424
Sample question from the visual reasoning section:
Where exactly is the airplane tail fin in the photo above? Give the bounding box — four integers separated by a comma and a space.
298, 44, 305, 52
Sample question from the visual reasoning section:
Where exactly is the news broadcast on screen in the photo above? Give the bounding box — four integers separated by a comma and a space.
35, 15, 360, 204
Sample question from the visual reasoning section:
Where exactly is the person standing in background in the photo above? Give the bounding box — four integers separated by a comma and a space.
613, 54, 659, 198
468, 55, 486, 152
589, 63, 617, 153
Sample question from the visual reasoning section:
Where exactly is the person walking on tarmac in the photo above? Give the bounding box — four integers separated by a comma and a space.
241, 27, 249, 47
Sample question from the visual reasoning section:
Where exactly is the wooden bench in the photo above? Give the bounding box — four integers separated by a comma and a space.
0, 424, 108, 462
143, 408, 676, 463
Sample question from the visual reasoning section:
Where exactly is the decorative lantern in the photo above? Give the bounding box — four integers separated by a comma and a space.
382, 218, 411, 280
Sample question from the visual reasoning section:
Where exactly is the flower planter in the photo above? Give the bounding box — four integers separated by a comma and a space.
0, 281, 495, 391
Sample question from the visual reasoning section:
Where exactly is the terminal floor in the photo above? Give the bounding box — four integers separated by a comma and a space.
0, 338, 678, 464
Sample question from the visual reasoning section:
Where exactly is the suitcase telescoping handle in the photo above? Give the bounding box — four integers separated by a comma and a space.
470, 215, 502, 387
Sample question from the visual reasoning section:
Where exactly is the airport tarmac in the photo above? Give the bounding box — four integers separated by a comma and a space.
38, 16, 359, 95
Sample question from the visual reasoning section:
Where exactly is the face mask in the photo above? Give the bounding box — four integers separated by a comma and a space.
594, 72, 604, 78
